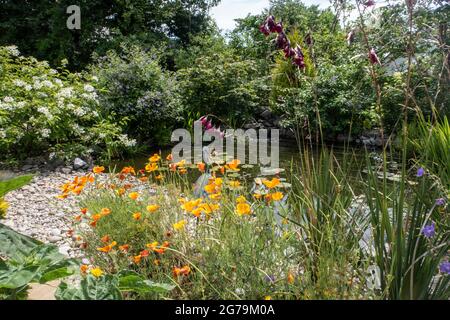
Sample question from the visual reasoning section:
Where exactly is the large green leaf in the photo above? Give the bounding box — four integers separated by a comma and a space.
0, 223, 41, 260
55, 275, 122, 300
118, 271, 175, 294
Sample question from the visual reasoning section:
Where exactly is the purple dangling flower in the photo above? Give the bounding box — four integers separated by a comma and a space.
276, 32, 289, 50
283, 44, 295, 58
275, 22, 283, 34
369, 48, 381, 65
347, 30, 355, 46
199, 116, 208, 127
259, 23, 270, 36
435, 198, 446, 206
422, 222, 435, 238
364, 0, 375, 7
439, 261, 450, 275
266, 15, 277, 33
293, 45, 306, 69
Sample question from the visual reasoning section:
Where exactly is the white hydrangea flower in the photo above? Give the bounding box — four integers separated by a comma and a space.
3, 96, 14, 103
73, 107, 87, 117
54, 79, 63, 86
57, 87, 73, 98
84, 84, 95, 93
37, 106, 53, 120
118, 134, 137, 147
42, 80, 54, 88
24, 84, 32, 91
16, 101, 26, 108
40, 128, 51, 138
13, 79, 26, 87
33, 80, 43, 90
5, 45, 20, 56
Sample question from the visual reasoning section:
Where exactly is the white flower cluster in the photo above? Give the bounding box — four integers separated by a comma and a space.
37, 106, 53, 121
118, 134, 137, 147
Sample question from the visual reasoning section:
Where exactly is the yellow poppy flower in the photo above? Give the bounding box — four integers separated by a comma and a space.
263, 178, 280, 189
229, 180, 241, 188
149, 154, 161, 163
236, 195, 247, 203
146, 204, 160, 213
145, 163, 158, 172
235, 203, 251, 216
90, 267, 103, 277
92, 166, 105, 174
173, 220, 186, 231
270, 192, 284, 201
132, 212, 142, 220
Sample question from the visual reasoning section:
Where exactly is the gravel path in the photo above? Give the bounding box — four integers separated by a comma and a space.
3, 170, 84, 258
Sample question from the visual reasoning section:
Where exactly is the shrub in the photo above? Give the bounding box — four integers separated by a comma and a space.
90, 46, 183, 145
177, 50, 268, 126
0, 46, 134, 161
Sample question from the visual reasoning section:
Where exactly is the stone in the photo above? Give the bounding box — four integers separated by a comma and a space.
73, 158, 88, 170
48, 235, 62, 243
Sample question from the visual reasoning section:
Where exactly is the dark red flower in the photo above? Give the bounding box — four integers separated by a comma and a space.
293, 45, 306, 69
276, 32, 289, 50
275, 22, 283, 33
283, 44, 295, 58
363, 0, 375, 7
266, 15, 277, 33
369, 48, 381, 65
259, 23, 270, 36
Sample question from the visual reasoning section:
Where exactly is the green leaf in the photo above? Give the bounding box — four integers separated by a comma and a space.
118, 270, 175, 294
0, 223, 41, 259
56, 275, 122, 300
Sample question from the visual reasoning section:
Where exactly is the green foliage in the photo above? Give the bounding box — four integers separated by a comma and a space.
0, 223, 77, 299
178, 49, 269, 125
0, 0, 220, 70
90, 46, 182, 145
408, 115, 450, 188
56, 271, 175, 300
0, 175, 34, 197
0, 46, 134, 160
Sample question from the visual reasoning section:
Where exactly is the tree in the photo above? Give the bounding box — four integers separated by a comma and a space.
0, 0, 219, 70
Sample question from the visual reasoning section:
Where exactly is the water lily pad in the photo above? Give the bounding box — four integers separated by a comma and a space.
260, 168, 285, 176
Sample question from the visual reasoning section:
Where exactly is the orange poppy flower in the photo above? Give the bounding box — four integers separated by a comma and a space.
132, 212, 142, 220
197, 162, 206, 172
287, 272, 295, 284
100, 235, 110, 243
80, 264, 89, 274
225, 159, 241, 171
80, 208, 88, 214
93, 166, 105, 174
173, 265, 191, 277
139, 176, 149, 182
149, 154, 161, 163
100, 208, 111, 216
119, 244, 130, 252
128, 192, 139, 200
117, 188, 126, 196
74, 215, 82, 222
166, 154, 173, 161
97, 241, 117, 253
133, 255, 142, 264
204, 183, 217, 194
140, 249, 150, 257
121, 166, 136, 175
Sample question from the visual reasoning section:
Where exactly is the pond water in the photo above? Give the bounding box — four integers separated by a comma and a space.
111, 139, 400, 194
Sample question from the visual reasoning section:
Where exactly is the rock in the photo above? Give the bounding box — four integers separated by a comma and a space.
21, 164, 34, 171
48, 235, 62, 243
260, 109, 274, 121
73, 158, 88, 170
60, 167, 72, 174
50, 228, 61, 236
